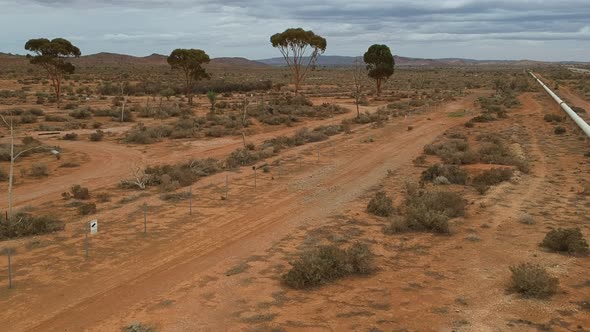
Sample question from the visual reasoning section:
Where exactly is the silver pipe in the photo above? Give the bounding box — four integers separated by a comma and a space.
529, 71, 590, 138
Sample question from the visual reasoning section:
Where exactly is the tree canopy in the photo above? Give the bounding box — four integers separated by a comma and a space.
167, 48, 210, 105
24, 38, 81, 106
270, 28, 326, 95
363, 44, 395, 95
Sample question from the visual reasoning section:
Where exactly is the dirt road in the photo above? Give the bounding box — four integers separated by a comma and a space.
0, 94, 480, 331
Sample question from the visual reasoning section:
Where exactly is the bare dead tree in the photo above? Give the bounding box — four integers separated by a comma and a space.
129, 164, 147, 190
352, 57, 366, 118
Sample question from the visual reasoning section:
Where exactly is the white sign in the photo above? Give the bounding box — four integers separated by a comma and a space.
90, 220, 98, 235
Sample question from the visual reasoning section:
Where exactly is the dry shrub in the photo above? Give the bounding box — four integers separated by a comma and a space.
78, 202, 97, 215
472, 168, 513, 194
0, 212, 64, 240
540, 228, 589, 255
121, 322, 155, 332
421, 164, 468, 184
70, 184, 90, 200
367, 191, 394, 217
508, 263, 558, 298
283, 243, 373, 289
29, 163, 49, 177
387, 184, 466, 234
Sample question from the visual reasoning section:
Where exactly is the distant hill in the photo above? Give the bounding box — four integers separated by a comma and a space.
256, 55, 589, 67
0, 52, 269, 69
1, 52, 587, 69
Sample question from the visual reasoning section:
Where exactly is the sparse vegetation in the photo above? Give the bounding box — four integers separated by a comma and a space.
283, 243, 373, 289
540, 228, 588, 255
387, 184, 466, 234
508, 263, 558, 298
472, 168, 513, 194
0, 212, 64, 240
366, 191, 394, 217
554, 126, 566, 135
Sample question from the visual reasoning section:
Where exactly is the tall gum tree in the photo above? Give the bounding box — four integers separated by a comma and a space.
270, 28, 327, 95
167, 49, 210, 105
363, 44, 395, 95
24, 38, 81, 107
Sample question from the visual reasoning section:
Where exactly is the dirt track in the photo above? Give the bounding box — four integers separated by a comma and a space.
0, 94, 479, 331
1, 89, 589, 331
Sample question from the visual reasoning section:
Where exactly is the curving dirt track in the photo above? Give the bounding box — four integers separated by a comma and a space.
0, 94, 481, 331
0, 101, 368, 210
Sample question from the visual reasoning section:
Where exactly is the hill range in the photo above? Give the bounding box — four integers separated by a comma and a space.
0, 52, 587, 68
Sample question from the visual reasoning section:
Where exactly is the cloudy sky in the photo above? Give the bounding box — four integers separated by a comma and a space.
1, 0, 589, 61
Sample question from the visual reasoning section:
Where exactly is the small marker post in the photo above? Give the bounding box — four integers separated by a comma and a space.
85, 223, 89, 258
7, 252, 12, 289
253, 166, 257, 190
225, 174, 229, 200
189, 186, 193, 216
143, 203, 147, 234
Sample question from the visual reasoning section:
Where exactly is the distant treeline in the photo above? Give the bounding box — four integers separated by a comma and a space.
97, 79, 272, 96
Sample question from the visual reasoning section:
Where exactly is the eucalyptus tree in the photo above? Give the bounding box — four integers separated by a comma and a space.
270, 28, 327, 95
167, 49, 210, 105
24, 38, 81, 107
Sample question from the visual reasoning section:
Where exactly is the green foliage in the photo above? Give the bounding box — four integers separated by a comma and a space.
167, 48, 210, 104
24, 38, 81, 103
207, 90, 218, 109
270, 28, 327, 94
0, 212, 64, 240
282, 243, 373, 289
540, 228, 589, 255
367, 191, 394, 217
508, 263, 558, 298
363, 44, 395, 94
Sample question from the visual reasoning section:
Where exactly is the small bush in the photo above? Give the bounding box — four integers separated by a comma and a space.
0, 212, 64, 240
70, 108, 92, 119
508, 263, 558, 298
63, 132, 78, 140
518, 213, 535, 225
544, 114, 563, 122
433, 176, 451, 185
121, 322, 155, 332
421, 164, 468, 184
389, 186, 466, 234
70, 184, 90, 200
554, 126, 566, 135
282, 243, 373, 289
367, 191, 394, 217
45, 114, 69, 122
89, 130, 105, 141
540, 228, 588, 255
30, 163, 49, 177
472, 168, 513, 194
78, 202, 97, 215
19, 113, 37, 124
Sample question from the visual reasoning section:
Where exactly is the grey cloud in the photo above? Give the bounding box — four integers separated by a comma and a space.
1, 0, 589, 61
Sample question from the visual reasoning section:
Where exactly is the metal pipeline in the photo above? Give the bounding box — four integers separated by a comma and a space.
529, 71, 590, 138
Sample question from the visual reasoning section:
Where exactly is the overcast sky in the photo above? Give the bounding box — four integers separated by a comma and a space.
1, 0, 589, 61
